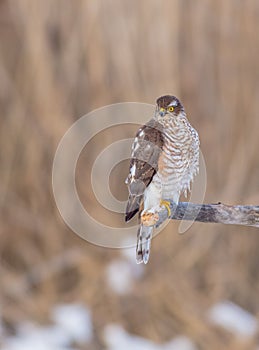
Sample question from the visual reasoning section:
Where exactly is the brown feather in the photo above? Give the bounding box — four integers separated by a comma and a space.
125, 119, 164, 221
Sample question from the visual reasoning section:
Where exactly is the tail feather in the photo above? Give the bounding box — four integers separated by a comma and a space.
136, 224, 153, 264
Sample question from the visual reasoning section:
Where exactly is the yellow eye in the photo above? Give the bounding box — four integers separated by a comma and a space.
168, 106, 174, 112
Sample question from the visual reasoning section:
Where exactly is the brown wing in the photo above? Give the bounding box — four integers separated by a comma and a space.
125, 119, 164, 222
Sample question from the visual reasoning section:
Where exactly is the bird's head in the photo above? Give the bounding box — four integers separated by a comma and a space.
155, 95, 184, 120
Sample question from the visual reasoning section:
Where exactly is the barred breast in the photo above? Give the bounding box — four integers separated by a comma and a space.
152, 115, 199, 203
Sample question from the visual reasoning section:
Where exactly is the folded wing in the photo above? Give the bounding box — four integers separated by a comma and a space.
125, 119, 164, 222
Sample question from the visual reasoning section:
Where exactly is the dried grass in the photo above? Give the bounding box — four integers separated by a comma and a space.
1, 0, 259, 348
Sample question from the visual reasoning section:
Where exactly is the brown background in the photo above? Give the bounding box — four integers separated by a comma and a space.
1, 0, 259, 349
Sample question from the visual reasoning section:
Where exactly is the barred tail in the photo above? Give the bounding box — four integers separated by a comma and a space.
136, 224, 153, 264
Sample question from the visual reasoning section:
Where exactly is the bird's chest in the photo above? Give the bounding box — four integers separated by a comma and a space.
158, 130, 188, 180
153, 126, 189, 198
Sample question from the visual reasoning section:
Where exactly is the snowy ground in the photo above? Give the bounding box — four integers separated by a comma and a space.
208, 300, 258, 338
1, 256, 258, 349
1, 304, 92, 350
103, 324, 196, 350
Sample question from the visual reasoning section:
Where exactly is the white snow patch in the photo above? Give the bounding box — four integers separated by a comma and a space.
51, 303, 92, 344
208, 300, 258, 337
2, 339, 75, 350
103, 324, 197, 350
106, 259, 135, 295
1, 303, 92, 350
103, 324, 158, 350
120, 236, 137, 263
121, 245, 137, 263
163, 336, 197, 350
2, 322, 75, 350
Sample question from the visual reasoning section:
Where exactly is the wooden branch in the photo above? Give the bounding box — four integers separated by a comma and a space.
155, 201, 259, 228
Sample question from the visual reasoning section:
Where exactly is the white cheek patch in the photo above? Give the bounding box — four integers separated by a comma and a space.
138, 130, 144, 137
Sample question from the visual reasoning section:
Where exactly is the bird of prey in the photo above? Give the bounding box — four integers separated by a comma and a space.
125, 95, 200, 264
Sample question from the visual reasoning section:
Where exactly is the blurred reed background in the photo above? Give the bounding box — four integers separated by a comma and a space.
1, 0, 259, 349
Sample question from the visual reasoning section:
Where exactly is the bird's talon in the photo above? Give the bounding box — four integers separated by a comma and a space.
160, 200, 171, 217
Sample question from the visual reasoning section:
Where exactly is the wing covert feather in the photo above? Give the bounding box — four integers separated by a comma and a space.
125, 119, 164, 221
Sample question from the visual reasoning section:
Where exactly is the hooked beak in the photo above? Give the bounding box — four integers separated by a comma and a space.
159, 108, 166, 117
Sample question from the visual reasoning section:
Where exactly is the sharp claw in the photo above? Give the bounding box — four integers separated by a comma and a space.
160, 200, 171, 217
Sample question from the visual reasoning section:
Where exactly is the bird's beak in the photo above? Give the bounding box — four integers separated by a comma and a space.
159, 108, 166, 117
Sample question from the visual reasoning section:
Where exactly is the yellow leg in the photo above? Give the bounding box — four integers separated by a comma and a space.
160, 200, 171, 217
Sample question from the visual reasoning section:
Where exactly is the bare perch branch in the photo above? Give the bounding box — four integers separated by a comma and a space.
156, 201, 259, 228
